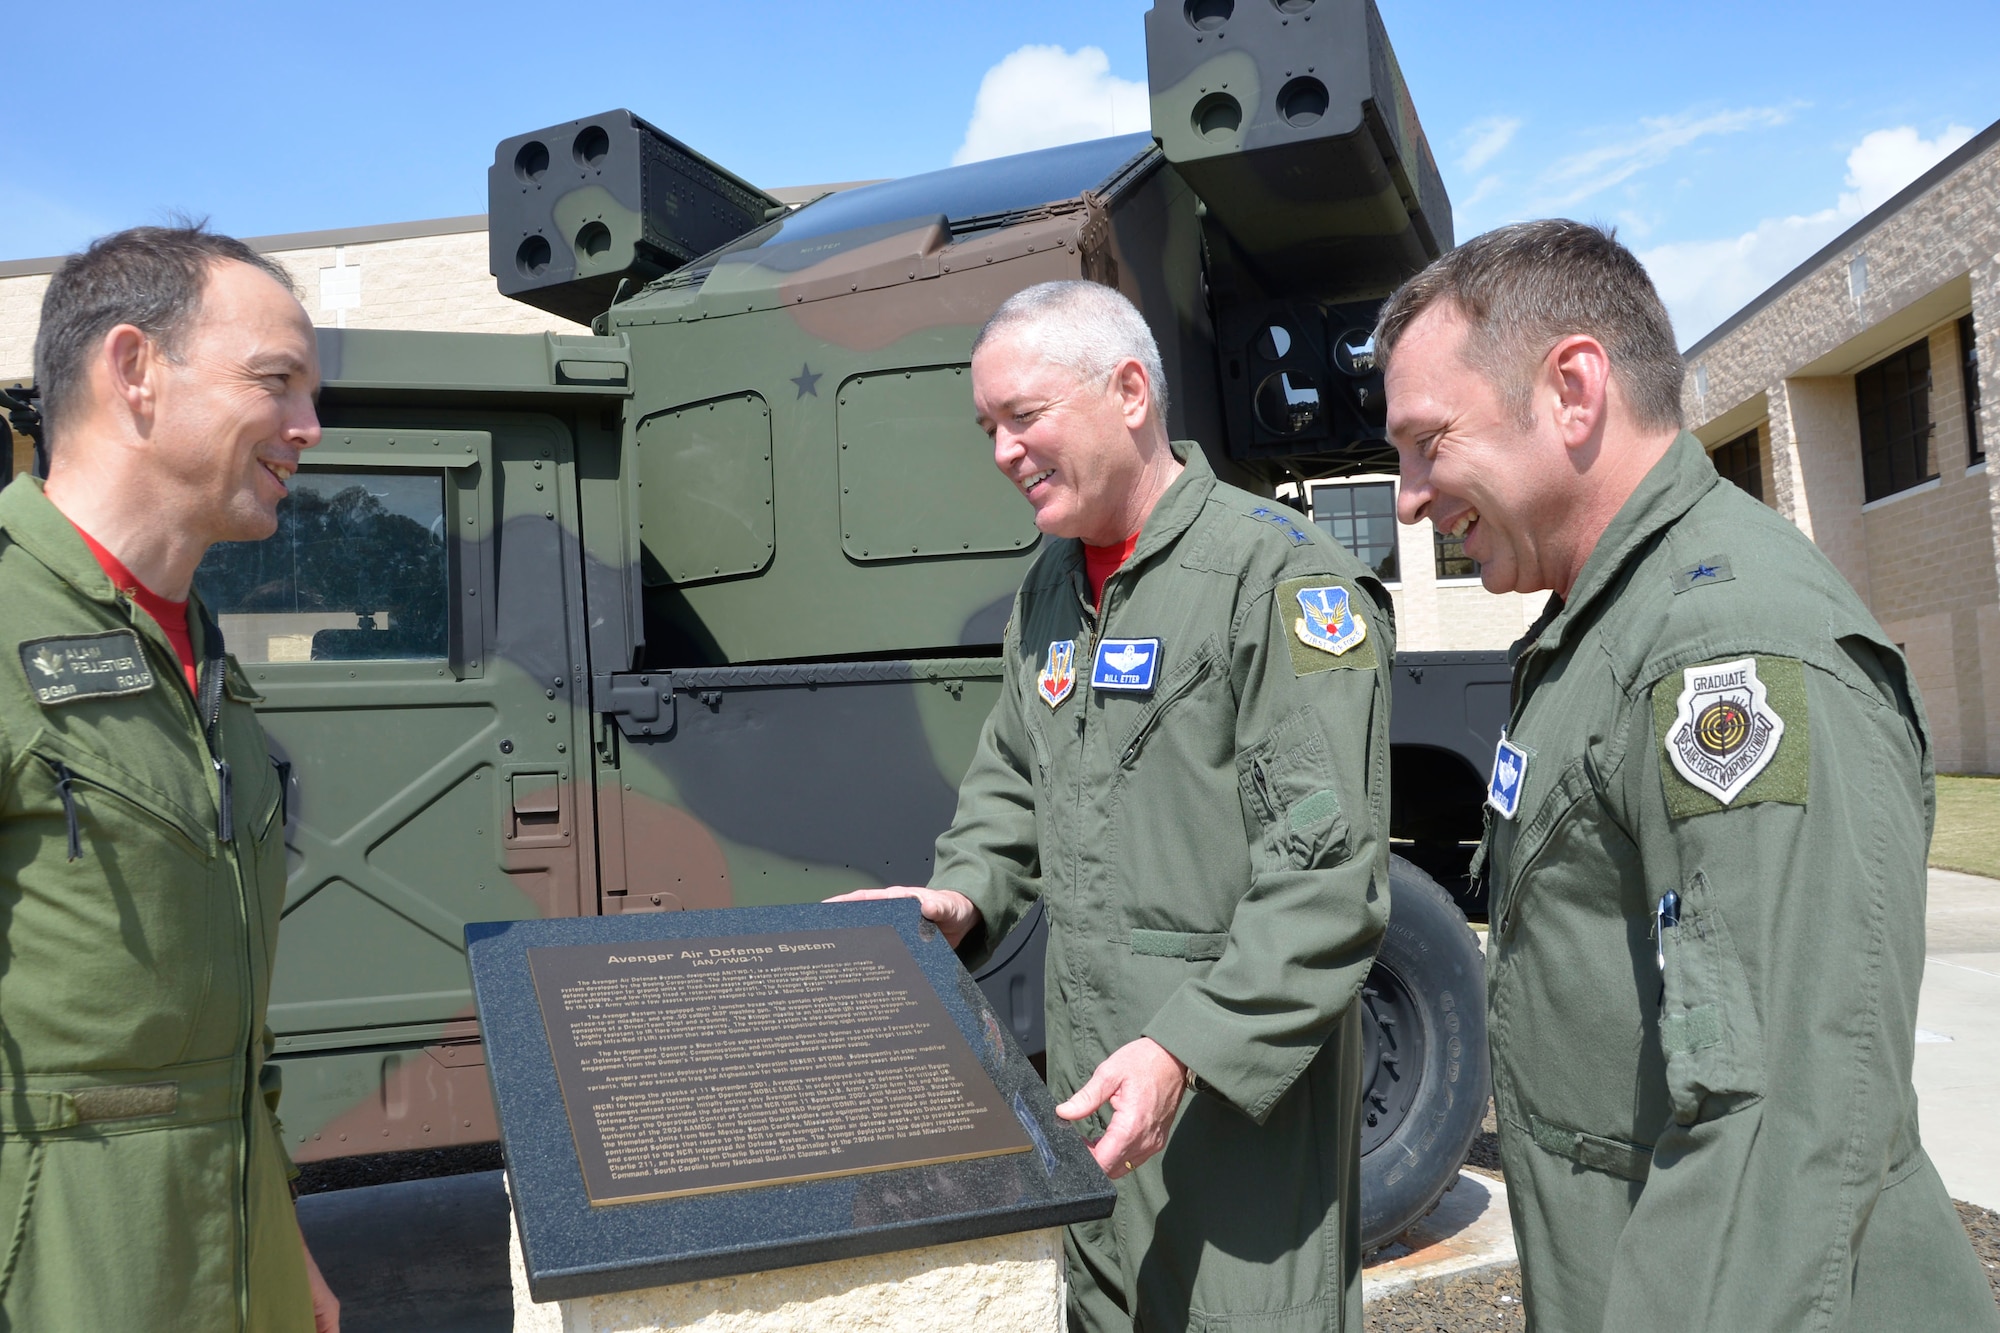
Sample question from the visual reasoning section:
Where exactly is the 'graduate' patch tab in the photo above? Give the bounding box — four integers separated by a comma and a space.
20, 631, 156, 707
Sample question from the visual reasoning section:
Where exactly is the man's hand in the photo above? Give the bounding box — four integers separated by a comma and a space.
299, 1221, 340, 1332
1056, 1038, 1188, 1179
821, 886, 981, 948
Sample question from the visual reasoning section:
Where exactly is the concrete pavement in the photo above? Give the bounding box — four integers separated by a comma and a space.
1917, 868, 2000, 1213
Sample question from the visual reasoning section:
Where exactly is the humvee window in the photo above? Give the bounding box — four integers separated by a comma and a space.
774, 132, 1154, 243
195, 470, 449, 663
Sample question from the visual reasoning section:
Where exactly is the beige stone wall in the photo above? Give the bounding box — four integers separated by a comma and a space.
1684, 125, 2000, 772
0, 223, 575, 381
1305, 473, 1549, 652
508, 1210, 1065, 1333
0, 272, 50, 384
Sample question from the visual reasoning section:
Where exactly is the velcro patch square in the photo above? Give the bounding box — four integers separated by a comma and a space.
1276, 577, 1378, 675
1652, 655, 1808, 817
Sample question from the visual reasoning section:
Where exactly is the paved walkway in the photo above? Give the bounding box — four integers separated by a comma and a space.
1917, 868, 2000, 1212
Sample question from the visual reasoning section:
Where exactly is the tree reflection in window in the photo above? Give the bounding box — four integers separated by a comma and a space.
195, 471, 448, 662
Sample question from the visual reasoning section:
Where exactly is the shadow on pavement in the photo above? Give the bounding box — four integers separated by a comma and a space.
297, 1168, 513, 1333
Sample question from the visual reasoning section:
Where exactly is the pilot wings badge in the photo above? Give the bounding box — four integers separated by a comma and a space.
1037, 640, 1076, 709
1294, 585, 1368, 656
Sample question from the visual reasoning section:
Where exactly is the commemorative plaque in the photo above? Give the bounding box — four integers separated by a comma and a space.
527, 925, 1031, 1204
468, 900, 1114, 1302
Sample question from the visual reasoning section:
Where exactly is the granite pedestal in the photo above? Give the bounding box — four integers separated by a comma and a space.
467, 900, 1113, 1308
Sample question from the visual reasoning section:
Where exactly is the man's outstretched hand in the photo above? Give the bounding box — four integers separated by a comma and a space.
822, 886, 980, 948
1056, 1038, 1188, 1179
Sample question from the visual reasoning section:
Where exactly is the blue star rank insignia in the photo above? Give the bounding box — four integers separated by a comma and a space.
1293, 585, 1368, 656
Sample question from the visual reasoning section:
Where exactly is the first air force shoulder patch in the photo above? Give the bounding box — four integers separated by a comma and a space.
1652, 655, 1809, 817
1278, 577, 1376, 675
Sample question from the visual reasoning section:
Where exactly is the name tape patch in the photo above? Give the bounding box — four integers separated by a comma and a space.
1665, 656, 1782, 804
1294, 585, 1368, 656
20, 631, 156, 707
1488, 736, 1529, 820
1037, 639, 1077, 709
1092, 638, 1160, 693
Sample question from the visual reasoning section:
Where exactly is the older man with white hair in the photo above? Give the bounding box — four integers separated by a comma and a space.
833, 280, 1394, 1331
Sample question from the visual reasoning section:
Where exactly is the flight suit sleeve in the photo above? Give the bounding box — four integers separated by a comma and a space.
1143, 575, 1393, 1122
1599, 645, 1964, 1329
928, 605, 1043, 969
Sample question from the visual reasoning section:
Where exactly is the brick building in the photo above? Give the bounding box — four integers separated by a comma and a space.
1684, 117, 2000, 774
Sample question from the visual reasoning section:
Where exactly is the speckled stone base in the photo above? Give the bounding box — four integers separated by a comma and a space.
507, 1188, 1066, 1333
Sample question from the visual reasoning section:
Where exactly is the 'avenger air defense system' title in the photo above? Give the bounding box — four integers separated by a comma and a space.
5, 0, 1510, 1251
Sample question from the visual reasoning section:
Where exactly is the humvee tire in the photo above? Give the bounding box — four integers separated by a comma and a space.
1358, 855, 1491, 1253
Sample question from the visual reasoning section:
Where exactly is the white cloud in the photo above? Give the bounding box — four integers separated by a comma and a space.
1455, 116, 1521, 173
1642, 123, 1975, 347
953, 45, 1150, 166
1537, 105, 1792, 209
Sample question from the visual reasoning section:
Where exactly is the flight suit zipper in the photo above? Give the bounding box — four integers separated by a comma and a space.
42, 757, 82, 861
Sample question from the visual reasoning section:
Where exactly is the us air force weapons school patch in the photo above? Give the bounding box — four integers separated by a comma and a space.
20, 631, 156, 706
1037, 640, 1076, 709
1652, 655, 1809, 817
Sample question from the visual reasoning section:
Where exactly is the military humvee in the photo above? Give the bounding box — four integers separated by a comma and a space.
5, 0, 1509, 1251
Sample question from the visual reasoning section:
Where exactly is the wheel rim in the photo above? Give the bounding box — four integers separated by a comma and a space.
1358, 960, 1428, 1156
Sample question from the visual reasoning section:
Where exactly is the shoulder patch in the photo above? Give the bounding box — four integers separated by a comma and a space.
1277, 577, 1376, 675
1249, 506, 1314, 547
1671, 556, 1734, 594
19, 631, 156, 707
1651, 654, 1807, 817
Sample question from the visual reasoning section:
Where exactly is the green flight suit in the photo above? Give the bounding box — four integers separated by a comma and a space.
933, 442, 1394, 1332
0, 477, 313, 1331
1482, 433, 1998, 1331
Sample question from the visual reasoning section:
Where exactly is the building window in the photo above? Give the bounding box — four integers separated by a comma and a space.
1854, 339, 1936, 502
1709, 429, 1763, 502
1434, 528, 1478, 579
1308, 480, 1399, 583
1962, 314, 1983, 467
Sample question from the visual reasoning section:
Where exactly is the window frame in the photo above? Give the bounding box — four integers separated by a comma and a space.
1305, 477, 1400, 586
195, 430, 492, 683
1961, 313, 1984, 469
1854, 338, 1938, 503
1709, 427, 1764, 503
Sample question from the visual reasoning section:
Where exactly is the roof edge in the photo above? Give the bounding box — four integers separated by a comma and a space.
0, 213, 493, 280
1682, 114, 2000, 362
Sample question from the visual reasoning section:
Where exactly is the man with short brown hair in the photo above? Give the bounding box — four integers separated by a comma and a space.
1378, 219, 1996, 1330
0, 224, 338, 1330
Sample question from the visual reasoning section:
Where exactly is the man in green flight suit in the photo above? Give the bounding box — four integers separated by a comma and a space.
1378, 220, 1997, 1330
0, 226, 338, 1329
832, 280, 1394, 1331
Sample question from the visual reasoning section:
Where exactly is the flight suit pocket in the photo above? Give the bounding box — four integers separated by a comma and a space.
1239, 706, 1349, 873
1657, 870, 1765, 1123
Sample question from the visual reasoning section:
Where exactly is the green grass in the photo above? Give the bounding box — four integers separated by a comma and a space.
1930, 775, 2000, 879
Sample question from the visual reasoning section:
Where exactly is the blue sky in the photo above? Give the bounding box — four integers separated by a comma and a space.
6, 1, 1996, 346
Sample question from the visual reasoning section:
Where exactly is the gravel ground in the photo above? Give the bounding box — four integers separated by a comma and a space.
1368, 1104, 2000, 1328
